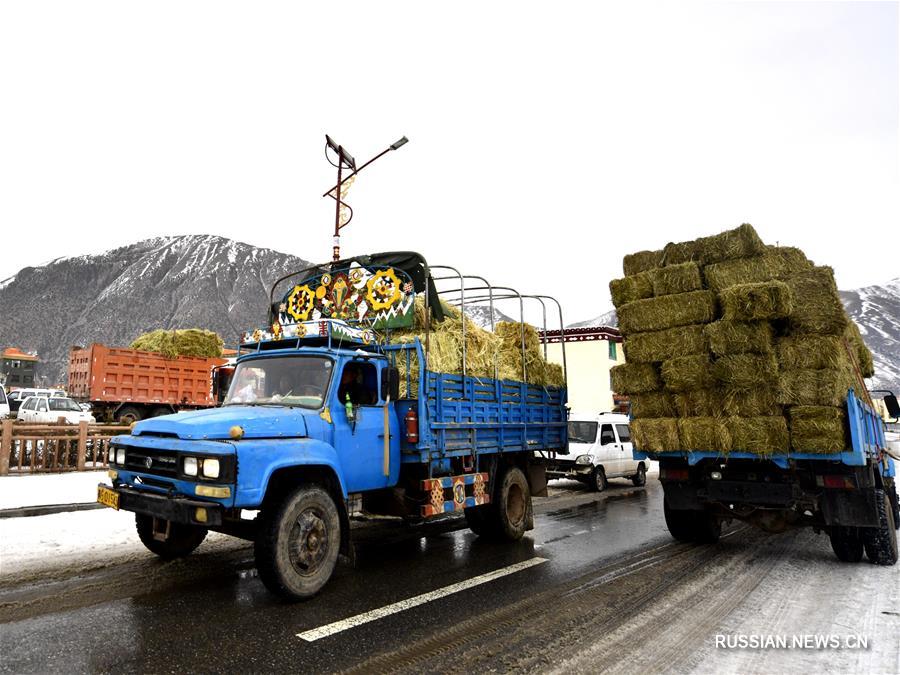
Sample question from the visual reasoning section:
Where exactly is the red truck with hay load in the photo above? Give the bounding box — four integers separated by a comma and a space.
612, 224, 898, 565
68, 343, 228, 424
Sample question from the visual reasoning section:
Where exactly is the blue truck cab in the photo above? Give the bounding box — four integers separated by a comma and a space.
636, 390, 899, 565
99, 252, 568, 598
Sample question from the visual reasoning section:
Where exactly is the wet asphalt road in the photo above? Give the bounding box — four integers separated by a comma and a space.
0, 476, 672, 673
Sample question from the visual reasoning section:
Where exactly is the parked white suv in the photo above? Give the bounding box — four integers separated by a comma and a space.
0, 385, 9, 420
16, 396, 96, 424
547, 412, 647, 491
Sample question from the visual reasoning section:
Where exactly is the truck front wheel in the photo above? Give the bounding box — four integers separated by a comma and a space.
135, 514, 207, 559
829, 526, 863, 563
863, 490, 898, 566
255, 485, 341, 599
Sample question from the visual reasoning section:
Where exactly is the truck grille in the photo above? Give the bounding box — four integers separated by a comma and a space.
123, 449, 180, 478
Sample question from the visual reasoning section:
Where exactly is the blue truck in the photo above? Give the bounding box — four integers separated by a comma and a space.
635, 390, 899, 565
98, 252, 567, 598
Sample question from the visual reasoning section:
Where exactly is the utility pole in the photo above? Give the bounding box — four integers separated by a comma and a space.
323, 135, 408, 262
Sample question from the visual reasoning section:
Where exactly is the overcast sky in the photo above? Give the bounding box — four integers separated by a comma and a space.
1, 1, 897, 326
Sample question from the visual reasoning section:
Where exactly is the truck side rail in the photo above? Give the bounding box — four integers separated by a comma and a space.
383, 339, 567, 465
633, 389, 888, 470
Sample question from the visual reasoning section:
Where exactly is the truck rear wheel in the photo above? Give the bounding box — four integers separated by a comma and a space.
116, 406, 143, 425
829, 526, 864, 563
863, 490, 898, 566
135, 514, 207, 559
466, 467, 531, 541
255, 485, 341, 599
886, 478, 899, 531
663, 500, 721, 544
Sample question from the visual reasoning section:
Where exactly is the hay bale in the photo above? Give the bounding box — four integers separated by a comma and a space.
719, 280, 793, 321
662, 223, 766, 266
611, 363, 661, 394
662, 354, 716, 392
785, 267, 848, 335
775, 335, 844, 371
674, 388, 723, 417
844, 322, 875, 378
649, 262, 703, 297
618, 290, 717, 334
631, 418, 680, 452
776, 368, 853, 407
623, 324, 709, 363
678, 417, 732, 452
722, 387, 780, 416
703, 245, 812, 292
623, 249, 664, 276
713, 354, 778, 389
629, 391, 676, 419
704, 320, 773, 356
131, 329, 223, 358
727, 416, 789, 455
609, 272, 654, 307
788, 406, 847, 453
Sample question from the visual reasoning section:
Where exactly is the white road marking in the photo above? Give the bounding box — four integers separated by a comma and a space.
296, 557, 549, 642
573, 529, 590, 536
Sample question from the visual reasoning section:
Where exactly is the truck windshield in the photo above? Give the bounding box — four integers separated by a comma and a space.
224, 356, 333, 409
568, 421, 598, 444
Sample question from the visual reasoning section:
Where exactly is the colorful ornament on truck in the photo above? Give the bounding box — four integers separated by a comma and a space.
278, 264, 415, 330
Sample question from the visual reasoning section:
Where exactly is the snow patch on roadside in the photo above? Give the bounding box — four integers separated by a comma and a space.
0, 471, 109, 510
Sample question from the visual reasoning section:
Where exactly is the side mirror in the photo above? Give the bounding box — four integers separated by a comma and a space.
884, 393, 900, 419
381, 367, 400, 401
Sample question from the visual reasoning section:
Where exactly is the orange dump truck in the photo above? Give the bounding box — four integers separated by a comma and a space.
68, 344, 230, 423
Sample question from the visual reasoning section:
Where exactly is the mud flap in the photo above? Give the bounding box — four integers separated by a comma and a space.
821, 488, 881, 528
527, 463, 548, 498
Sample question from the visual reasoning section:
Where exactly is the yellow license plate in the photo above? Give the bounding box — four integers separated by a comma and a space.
97, 485, 120, 510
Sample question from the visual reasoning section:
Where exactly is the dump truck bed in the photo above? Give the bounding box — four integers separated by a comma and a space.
68, 343, 225, 407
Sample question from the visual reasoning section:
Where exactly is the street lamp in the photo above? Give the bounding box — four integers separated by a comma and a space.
323, 135, 409, 261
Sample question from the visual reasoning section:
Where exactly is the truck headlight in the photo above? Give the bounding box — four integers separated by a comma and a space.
201, 458, 220, 479
575, 454, 593, 465
183, 457, 199, 476
116, 448, 126, 465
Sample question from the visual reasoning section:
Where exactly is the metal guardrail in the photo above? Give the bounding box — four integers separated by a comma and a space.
0, 420, 131, 475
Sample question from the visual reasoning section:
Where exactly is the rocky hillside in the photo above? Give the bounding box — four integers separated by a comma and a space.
0, 236, 310, 384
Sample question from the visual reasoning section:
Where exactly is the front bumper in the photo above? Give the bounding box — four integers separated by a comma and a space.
101, 484, 225, 527
547, 460, 593, 479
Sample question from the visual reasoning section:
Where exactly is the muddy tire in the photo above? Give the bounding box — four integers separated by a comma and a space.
663, 500, 721, 544
135, 514, 207, 559
116, 406, 144, 425
829, 526, 864, 563
863, 490, 898, 566
255, 485, 341, 599
591, 466, 608, 493
493, 466, 531, 540
886, 478, 899, 531
631, 464, 647, 487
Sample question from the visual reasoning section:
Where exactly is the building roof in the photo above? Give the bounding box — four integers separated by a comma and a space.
1, 347, 39, 362
540, 326, 622, 344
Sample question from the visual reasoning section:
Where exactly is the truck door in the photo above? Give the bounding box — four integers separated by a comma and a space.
332, 361, 396, 491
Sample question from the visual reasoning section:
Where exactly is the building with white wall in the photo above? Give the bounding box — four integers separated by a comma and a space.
542, 326, 625, 413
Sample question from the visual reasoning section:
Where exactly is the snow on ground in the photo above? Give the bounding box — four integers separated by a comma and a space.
0, 470, 110, 510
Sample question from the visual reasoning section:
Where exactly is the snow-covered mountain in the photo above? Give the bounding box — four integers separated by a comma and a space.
462, 305, 515, 329
0, 235, 310, 384
570, 278, 900, 392
839, 278, 900, 393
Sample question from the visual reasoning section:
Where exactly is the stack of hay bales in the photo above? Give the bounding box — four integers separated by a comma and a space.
611, 224, 873, 457
391, 298, 564, 397
131, 329, 223, 358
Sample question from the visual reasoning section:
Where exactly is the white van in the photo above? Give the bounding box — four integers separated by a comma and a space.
547, 412, 647, 491
0, 385, 9, 419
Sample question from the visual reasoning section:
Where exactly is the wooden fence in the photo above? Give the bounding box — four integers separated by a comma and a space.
0, 420, 132, 475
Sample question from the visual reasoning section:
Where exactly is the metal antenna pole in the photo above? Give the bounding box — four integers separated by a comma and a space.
333, 160, 343, 261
